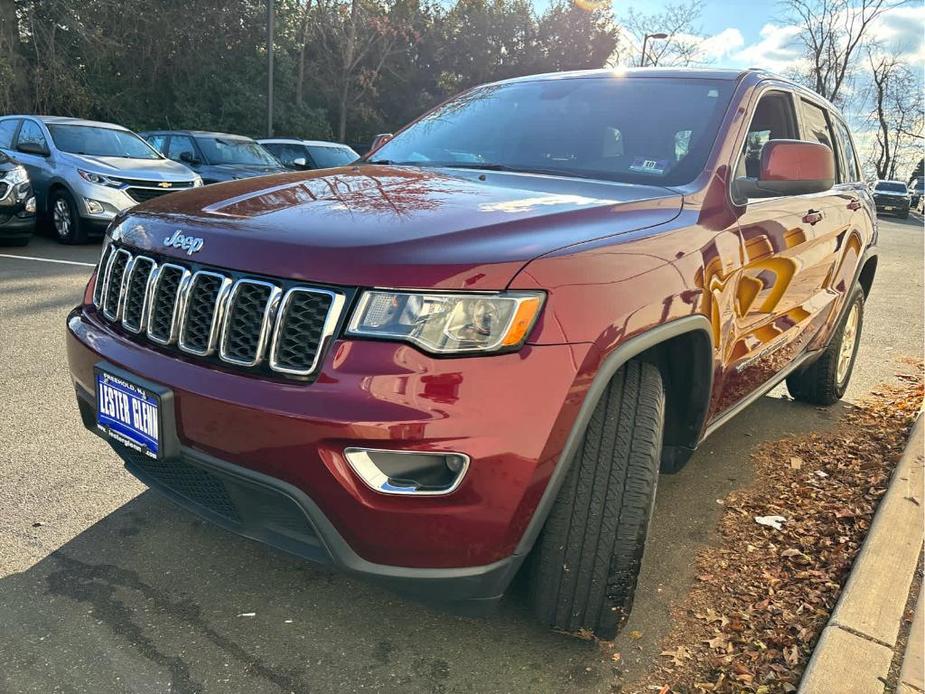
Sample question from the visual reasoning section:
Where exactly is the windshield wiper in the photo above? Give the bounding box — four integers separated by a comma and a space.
428, 162, 604, 181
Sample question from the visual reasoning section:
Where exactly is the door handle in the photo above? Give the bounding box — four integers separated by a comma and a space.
802, 209, 824, 225
847, 198, 862, 211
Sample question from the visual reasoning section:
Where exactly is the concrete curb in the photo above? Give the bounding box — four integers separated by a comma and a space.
800, 408, 925, 693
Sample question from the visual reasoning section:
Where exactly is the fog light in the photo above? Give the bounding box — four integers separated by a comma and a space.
25, 196, 36, 214
344, 448, 470, 496
85, 199, 105, 215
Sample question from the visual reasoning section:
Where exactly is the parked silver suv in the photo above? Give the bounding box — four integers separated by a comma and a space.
0, 116, 201, 243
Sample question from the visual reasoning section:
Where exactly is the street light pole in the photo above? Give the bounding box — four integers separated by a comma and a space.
267, 0, 275, 138
641, 32, 669, 67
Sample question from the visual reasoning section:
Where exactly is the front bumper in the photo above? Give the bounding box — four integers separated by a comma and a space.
67, 304, 594, 600
0, 208, 35, 240
874, 197, 910, 214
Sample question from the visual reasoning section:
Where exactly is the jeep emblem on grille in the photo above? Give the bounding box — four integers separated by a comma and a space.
163, 230, 204, 255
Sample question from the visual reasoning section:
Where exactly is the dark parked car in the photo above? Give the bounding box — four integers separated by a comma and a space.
68, 68, 876, 638
140, 131, 286, 184
0, 152, 36, 246
872, 179, 911, 218
257, 138, 359, 171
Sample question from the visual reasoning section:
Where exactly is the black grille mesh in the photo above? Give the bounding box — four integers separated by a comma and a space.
122, 259, 155, 330
273, 291, 332, 372
149, 266, 184, 341
181, 274, 223, 352
93, 246, 113, 306
104, 252, 130, 317
223, 283, 272, 363
123, 450, 241, 523
126, 187, 173, 204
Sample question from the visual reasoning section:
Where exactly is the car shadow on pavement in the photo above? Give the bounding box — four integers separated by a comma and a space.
0, 395, 851, 694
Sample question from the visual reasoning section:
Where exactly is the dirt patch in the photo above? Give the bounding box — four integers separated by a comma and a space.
624, 374, 924, 693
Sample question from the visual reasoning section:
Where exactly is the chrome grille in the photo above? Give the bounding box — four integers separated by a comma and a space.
91, 247, 344, 378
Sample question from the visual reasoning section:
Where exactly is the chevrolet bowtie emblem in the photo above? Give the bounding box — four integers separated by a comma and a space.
157, 181, 172, 188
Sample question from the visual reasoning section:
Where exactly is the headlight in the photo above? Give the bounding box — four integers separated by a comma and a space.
192, 176, 204, 187
347, 290, 544, 354
78, 169, 120, 187
2, 166, 28, 185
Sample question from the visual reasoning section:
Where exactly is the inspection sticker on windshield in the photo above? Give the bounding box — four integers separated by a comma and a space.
630, 158, 670, 175
95, 369, 160, 459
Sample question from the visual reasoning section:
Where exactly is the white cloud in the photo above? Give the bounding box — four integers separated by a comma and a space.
730, 23, 803, 71
698, 27, 746, 61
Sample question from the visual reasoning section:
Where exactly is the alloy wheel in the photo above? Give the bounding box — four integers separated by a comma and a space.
836, 301, 860, 385
53, 197, 71, 239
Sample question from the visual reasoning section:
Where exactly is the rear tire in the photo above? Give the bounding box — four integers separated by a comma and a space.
786, 286, 864, 405
50, 189, 87, 244
529, 361, 664, 639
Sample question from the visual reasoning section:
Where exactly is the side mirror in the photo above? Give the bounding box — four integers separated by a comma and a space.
179, 151, 201, 166
370, 133, 393, 151
292, 157, 308, 169
734, 140, 835, 201
17, 141, 49, 157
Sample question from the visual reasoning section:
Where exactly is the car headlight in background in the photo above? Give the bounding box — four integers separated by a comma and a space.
192, 176, 204, 187
2, 166, 28, 185
347, 290, 544, 354
77, 169, 121, 188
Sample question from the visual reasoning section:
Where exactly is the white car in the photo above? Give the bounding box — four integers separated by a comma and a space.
257, 138, 359, 171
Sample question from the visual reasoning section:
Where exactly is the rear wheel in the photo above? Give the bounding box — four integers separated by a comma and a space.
529, 361, 664, 639
787, 286, 864, 405
51, 189, 86, 244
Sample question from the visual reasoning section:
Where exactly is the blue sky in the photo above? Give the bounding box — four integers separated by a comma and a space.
611, 0, 925, 72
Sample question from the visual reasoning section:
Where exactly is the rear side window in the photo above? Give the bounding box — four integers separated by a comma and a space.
832, 118, 860, 183
264, 142, 308, 168
800, 100, 839, 178
17, 120, 48, 151
0, 119, 20, 148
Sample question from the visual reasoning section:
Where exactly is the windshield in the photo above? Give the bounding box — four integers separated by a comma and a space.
47, 125, 161, 159
368, 77, 734, 186
875, 181, 908, 193
308, 145, 357, 168
197, 137, 280, 167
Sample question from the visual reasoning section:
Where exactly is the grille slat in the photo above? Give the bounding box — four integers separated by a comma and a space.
178, 271, 230, 356
93, 246, 341, 378
102, 249, 131, 320
121, 257, 157, 333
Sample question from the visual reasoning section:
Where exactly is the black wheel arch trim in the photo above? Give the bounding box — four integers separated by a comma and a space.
511, 314, 715, 559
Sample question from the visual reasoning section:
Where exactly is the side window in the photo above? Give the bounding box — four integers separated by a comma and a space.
146, 134, 167, 154
800, 100, 840, 179
736, 91, 799, 179
16, 120, 48, 151
167, 135, 196, 162
264, 143, 308, 168
832, 118, 860, 183
0, 119, 20, 149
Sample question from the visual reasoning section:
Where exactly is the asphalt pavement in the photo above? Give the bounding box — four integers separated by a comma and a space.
0, 215, 922, 694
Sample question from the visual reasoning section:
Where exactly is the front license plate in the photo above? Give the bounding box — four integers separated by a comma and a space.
884, 206, 894, 211
95, 369, 161, 459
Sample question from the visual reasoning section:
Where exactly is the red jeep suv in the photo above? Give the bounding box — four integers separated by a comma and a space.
67, 68, 876, 638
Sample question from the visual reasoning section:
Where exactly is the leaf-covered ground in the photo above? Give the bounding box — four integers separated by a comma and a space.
627, 373, 924, 693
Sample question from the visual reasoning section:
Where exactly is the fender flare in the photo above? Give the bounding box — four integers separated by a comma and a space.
512, 314, 715, 559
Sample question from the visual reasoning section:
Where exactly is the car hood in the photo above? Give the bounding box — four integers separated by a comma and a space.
115, 165, 683, 290
63, 153, 195, 181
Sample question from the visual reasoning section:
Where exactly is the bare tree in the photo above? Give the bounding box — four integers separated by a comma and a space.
781, 0, 907, 105
308, 0, 414, 141
619, 0, 705, 67
867, 47, 924, 180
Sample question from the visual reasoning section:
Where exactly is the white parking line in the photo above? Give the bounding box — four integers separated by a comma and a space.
0, 253, 95, 267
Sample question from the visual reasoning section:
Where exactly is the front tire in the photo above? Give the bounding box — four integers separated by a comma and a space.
529, 361, 664, 639
50, 189, 86, 244
786, 286, 864, 405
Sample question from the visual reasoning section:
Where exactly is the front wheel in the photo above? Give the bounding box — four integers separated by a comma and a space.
787, 286, 864, 405
50, 189, 86, 244
529, 360, 664, 639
